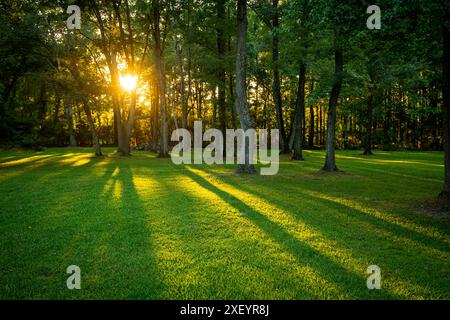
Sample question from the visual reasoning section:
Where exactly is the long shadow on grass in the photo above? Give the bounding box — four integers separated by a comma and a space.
2, 153, 164, 299
77, 159, 164, 299
214, 176, 450, 299
182, 169, 399, 299
235, 178, 450, 256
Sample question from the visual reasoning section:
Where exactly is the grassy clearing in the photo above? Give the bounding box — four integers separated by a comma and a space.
0, 148, 449, 299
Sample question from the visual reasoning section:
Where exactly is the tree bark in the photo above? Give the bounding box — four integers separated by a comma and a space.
292, 63, 306, 160
363, 87, 374, 155
64, 101, 77, 147
440, 4, 450, 199
153, 0, 169, 158
236, 0, 256, 174
82, 100, 102, 156
175, 37, 187, 129
322, 25, 343, 172
272, 0, 289, 154
308, 81, 315, 148
217, 0, 227, 154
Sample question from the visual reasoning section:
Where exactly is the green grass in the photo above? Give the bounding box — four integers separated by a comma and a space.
0, 147, 449, 299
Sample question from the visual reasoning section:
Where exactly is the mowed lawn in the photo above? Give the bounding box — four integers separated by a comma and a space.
0, 148, 449, 300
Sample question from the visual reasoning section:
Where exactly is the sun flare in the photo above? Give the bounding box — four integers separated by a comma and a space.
119, 74, 138, 92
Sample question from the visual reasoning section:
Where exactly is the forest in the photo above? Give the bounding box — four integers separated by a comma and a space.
1, 1, 448, 159
0, 0, 449, 300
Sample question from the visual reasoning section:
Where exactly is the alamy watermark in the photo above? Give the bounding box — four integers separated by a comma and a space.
366, 265, 381, 289
367, 5, 381, 30
66, 5, 81, 30
66, 265, 81, 290
170, 121, 280, 175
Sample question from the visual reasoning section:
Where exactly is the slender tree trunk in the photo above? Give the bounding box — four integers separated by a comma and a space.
64, 101, 77, 147
110, 53, 130, 155
318, 106, 321, 145
363, 87, 374, 155
151, 90, 159, 152
217, 0, 227, 154
308, 81, 315, 148
236, 0, 256, 174
440, 4, 450, 199
227, 6, 237, 130
272, 0, 289, 154
322, 25, 343, 172
292, 63, 306, 160
342, 114, 348, 149
175, 37, 187, 129
153, 0, 169, 158
82, 100, 102, 156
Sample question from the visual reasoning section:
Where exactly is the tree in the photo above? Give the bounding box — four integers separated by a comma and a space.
440, 1, 450, 200
322, 25, 343, 171
292, 63, 306, 160
152, 0, 169, 158
235, 0, 256, 174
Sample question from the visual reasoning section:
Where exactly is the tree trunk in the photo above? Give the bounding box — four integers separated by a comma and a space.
342, 114, 348, 149
228, 5, 237, 130
322, 25, 343, 172
111, 53, 130, 156
64, 101, 77, 147
236, 0, 256, 174
440, 4, 450, 199
308, 81, 315, 148
272, 0, 289, 154
175, 37, 187, 129
292, 63, 306, 160
217, 0, 227, 155
363, 87, 374, 155
153, 0, 169, 158
82, 100, 102, 156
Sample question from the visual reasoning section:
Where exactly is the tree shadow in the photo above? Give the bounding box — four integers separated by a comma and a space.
182, 168, 400, 299
1, 154, 164, 299
207, 173, 450, 299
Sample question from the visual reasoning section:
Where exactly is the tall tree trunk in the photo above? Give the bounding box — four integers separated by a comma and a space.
153, 0, 169, 158
318, 106, 322, 145
175, 37, 187, 129
322, 25, 343, 172
217, 0, 227, 154
308, 81, 315, 148
272, 0, 289, 154
363, 87, 374, 155
151, 90, 159, 152
440, 4, 450, 199
236, 0, 256, 174
110, 53, 130, 155
228, 5, 237, 130
342, 114, 348, 149
64, 101, 77, 147
292, 63, 306, 160
82, 100, 102, 156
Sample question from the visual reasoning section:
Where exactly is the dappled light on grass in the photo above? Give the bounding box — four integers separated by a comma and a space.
336, 154, 444, 168
184, 166, 450, 299
169, 172, 345, 299
183, 167, 400, 298
0, 154, 53, 168
128, 172, 205, 299
302, 189, 450, 246
0, 148, 449, 299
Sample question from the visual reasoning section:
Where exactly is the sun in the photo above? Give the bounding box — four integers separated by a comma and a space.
119, 74, 138, 92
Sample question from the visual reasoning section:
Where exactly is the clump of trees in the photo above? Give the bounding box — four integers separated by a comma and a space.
0, 0, 449, 195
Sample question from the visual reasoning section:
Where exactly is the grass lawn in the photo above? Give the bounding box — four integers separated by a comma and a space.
0, 148, 449, 299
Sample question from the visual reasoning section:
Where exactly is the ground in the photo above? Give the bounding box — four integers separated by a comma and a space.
0, 148, 449, 299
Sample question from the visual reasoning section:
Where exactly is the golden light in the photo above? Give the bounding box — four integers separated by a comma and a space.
119, 74, 138, 92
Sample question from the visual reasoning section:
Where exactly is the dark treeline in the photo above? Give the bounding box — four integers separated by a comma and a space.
0, 1, 449, 168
